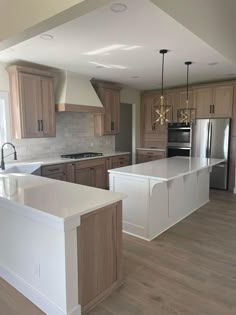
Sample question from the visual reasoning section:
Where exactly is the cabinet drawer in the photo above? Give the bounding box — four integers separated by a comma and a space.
41, 164, 66, 176
112, 155, 130, 164
75, 158, 105, 170
137, 150, 165, 157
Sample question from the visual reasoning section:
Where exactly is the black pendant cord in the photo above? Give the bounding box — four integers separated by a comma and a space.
161, 52, 164, 96
159, 49, 168, 97
185, 61, 192, 104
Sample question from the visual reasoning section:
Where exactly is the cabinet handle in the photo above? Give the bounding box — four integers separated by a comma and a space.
48, 168, 60, 172
209, 105, 212, 114
111, 121, 115, 131
41, 120, 44, 131
212, 104, 215, 114
37, 120, 40, 132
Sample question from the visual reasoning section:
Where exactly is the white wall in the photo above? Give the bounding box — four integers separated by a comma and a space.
120, 87, 141, 163
0, 63, 114, 161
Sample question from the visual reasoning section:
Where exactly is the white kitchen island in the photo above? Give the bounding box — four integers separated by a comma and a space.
0, 174, 125, 315
109, 157, 223, 241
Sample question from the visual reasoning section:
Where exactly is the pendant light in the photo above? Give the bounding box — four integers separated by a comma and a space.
177, 61, 196, 124
152, 49, 172, 126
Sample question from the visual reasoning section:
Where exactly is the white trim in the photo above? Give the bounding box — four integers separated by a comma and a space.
0, 263, 81, 315
0, 91, 11, 145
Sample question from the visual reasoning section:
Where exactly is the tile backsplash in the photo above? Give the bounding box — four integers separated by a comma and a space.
8, 112, 114, 161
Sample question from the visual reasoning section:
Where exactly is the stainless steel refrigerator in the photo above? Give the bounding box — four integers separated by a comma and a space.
192, 118, 230, 190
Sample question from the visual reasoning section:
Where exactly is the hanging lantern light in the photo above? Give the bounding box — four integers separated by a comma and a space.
152, 49, 173, 126
177, 61, 196, 124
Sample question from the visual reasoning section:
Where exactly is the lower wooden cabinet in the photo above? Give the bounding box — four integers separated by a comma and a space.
41, 154, 130, 189
78, 201, 123, 312
136, 149, 165, 164
41, 164, 66, 181
75, 159, 106, 189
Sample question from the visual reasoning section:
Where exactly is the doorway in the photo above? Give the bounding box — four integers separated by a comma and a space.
115, 103, 132, 161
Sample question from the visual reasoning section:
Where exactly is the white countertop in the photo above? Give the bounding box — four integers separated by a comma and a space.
0, 173, 125, 231
109, 157, 224, 181
4, 151, 130, 168
136, 147, 166, 152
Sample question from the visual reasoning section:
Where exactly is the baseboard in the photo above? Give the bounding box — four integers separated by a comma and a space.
0, 263, 81, 315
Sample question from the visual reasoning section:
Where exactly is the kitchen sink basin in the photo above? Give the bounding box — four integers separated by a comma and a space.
0, 162, 42, 174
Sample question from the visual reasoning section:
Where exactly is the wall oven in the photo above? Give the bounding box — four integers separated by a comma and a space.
167, 123, 192, 157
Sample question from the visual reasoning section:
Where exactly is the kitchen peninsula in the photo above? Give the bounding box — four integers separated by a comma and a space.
109, 157, 223, 241
0, 174, 125, 315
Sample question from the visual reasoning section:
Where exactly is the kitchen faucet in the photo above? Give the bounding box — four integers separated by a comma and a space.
1, 142, 17, 170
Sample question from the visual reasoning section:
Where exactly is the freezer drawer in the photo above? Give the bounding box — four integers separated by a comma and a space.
210, 163, 228, 190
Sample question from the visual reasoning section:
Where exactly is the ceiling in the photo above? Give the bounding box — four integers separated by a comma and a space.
0, 0, 236, 90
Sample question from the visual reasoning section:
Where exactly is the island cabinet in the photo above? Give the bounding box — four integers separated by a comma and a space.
8, 65, 55, 139
78, 201, 123, 313
75, 159, 106, 189
136, 149, 165, 163
41, 164, 66, 181
193, 84, 233, 118
92, 80, 121, 136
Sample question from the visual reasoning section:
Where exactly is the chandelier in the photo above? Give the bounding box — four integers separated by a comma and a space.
152, 49, 172, 126
177, 61, 196, 124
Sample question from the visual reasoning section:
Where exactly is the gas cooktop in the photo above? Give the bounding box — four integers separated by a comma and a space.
61, 152, 103, 159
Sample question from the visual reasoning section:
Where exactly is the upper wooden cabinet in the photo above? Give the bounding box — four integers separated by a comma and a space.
8, 65, 55, 139
193, 84, 233, 119
92, 80, 121, 136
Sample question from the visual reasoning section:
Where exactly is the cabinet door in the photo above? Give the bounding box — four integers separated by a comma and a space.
166, 91, 180, 122
40, 76, 55, 137
142, 93, 160, 134
103, 89, 112, 134
78, 205, 118, 307
111, 89, 120, 134
75, 168, 92, 186
193, 87, 212, 118
19, 72, 42, 138
66, 163, 76, 183
92, 164, 106, 189
213, 85, 233, 118
180, 90, 194, 109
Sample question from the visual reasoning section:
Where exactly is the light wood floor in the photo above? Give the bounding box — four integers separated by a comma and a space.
1, 191, 236, 315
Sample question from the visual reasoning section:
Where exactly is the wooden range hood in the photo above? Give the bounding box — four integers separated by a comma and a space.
55, 71, 104, 113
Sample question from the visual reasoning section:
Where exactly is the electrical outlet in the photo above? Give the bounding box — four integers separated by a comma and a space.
90, 142, 94, 147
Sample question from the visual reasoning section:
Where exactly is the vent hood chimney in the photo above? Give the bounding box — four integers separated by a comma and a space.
55, 71, 104, 113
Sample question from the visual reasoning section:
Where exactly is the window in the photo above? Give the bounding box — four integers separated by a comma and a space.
0, 92, 10, 145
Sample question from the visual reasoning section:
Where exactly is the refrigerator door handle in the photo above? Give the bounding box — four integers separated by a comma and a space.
209, 121, 212, 158
206, 121, 210, 157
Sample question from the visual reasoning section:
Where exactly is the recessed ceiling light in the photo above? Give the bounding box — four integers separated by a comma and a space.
84, 44, 126, 56
226, 73, 235, 76
40, 34, 54, 40
208, 62, 219, 66
131, 76, 139, 79
110, 3, 128, 13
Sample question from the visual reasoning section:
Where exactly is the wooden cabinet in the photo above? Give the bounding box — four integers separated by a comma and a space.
212, 85, 233, 118
92, 80, 121, 136
75, 159, 106, 189
141, 92, 167, 148
111, 155, 130, 168
41, 164, 66, 181
8, 65, 55, 139
193, 84, 233, 118
136, 149, 165, 164
166, 90, 181, 122
78, 201, 123, 312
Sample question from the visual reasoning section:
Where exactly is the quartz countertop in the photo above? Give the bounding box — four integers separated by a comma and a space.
5, 151, 130, 168
0, 173, 125, 231
109, 157, 224, 181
